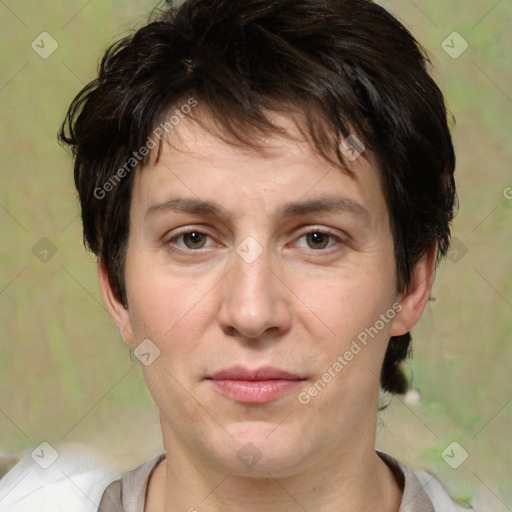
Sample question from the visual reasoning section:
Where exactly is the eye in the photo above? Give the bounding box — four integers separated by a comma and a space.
295, 231, 339, 250
173, 231, 216, 250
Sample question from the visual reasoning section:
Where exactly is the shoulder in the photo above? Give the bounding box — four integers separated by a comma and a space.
378, 451, 472, 512
98, 454, 164, 512
0, 443, 120, 512
414, 470, 473, 512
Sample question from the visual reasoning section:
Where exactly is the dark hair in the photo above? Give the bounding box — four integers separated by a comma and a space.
59, 0, 456, 394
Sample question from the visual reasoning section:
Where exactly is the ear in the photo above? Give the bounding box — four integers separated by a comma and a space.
390, 245, 437, 337
97, 257, 135, 345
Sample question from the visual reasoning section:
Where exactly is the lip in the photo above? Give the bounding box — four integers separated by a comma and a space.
207, 366, 306, 404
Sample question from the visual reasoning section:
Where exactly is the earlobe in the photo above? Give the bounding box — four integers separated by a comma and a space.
390, 245, 437, 337
97, 257, 135, 345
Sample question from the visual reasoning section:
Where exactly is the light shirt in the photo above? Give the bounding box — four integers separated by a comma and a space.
98, 452, 463, 512
0, 447, 467, 512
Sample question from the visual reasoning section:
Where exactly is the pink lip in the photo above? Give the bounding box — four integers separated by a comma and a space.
207, 366, 306, 404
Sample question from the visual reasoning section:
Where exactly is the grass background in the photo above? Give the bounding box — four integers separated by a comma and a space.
0, 0, 510, 509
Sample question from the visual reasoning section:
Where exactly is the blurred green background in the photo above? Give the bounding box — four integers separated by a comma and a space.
0, 1, 510, 509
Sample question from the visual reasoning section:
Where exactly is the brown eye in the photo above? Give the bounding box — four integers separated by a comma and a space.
305, 232, 331, 249
182, 231, 208, 249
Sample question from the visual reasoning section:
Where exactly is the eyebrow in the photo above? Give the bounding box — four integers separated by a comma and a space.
279, 197, 369, 221
146, 197, 233, 222
146, 196, 369, 223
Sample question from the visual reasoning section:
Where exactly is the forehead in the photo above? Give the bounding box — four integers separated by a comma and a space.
153, 108, 340, 164
132, 111, 388, 227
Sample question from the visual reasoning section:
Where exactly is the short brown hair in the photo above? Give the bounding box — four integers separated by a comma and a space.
59, 0, 457, 394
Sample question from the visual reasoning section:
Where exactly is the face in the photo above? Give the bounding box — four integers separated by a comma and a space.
101, 113, 426, 478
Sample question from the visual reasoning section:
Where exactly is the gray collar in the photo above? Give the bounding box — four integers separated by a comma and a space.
98, 452, 435, 512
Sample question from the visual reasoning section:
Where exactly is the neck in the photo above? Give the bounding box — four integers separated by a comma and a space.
147, 426, 402, 512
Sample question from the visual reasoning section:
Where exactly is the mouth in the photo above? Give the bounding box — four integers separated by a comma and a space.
206, 366, 307, 404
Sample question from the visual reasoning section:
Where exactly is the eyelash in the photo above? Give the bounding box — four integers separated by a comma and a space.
166, 227, 344, 253
167, 229, 218, 251
292, 227, 342, 251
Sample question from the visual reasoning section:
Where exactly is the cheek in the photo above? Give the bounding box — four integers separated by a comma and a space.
293, 265, 396, 348
124, 263, 219, 423
124, 256, 218, 344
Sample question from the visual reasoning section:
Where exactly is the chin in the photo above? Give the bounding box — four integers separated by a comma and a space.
205, 422, 318, 478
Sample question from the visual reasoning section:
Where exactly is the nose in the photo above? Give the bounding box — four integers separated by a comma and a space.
217, 243, 292, 341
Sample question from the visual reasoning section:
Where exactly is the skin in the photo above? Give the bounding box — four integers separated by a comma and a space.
99, 112, 436, 512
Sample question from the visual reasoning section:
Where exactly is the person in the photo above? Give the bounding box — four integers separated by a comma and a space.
0, 0, 467, 510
